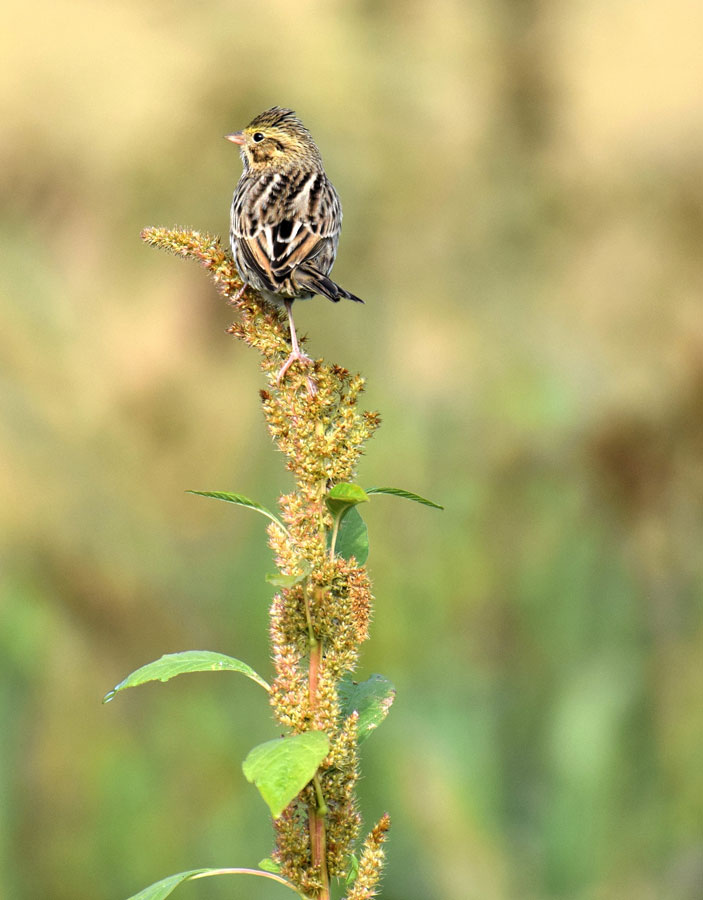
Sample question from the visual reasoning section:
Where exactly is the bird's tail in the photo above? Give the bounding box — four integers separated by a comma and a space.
295, 263, 364, 304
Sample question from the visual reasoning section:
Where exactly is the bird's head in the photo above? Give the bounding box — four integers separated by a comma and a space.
225, 107, 323, 172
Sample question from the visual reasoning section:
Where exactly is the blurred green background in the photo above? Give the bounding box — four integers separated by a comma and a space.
2, 1, 703, 898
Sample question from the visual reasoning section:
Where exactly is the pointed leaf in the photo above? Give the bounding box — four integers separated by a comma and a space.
187, 491, 287, 532
325, 483, 370, 517
329, 506, 369, 564
243, 731, 330, 819
126, 869, 209, 900
266, 561, 312, 588
258, 858, 282, 874
103, 651, 269, 702
365, 486, 443, 510
338, 673, 396, 743
346, 853, 360, 885
126, 867, 299, 900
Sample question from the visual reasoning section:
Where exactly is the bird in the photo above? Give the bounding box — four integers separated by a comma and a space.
225, 107, 363, 392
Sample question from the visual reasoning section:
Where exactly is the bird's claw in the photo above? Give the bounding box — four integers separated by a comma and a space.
231, 283, 248, 303
276, 351, 317, 396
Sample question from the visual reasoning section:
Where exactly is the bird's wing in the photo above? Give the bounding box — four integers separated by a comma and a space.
232, 171, 341, 289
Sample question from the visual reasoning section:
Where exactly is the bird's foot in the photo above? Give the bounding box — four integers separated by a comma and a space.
231, 282, 248, 303
276, 350, 317, 396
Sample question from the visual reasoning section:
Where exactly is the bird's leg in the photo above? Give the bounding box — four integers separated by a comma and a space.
231, 282, 248, 303
276, 300, 317, 395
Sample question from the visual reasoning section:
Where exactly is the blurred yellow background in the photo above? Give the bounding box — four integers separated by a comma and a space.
2, 1, 703, 898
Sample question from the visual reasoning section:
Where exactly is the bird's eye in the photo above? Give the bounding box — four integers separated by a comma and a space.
252, 132, 265, 143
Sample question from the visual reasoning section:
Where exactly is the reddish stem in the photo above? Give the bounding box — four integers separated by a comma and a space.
309, 804, 330, 900
309, 640, 321, 711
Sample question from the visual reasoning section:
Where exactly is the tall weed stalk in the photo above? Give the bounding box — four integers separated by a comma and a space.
104, 228, 441, 900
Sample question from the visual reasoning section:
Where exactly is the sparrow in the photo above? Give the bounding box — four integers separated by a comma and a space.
226, 107, 362, 392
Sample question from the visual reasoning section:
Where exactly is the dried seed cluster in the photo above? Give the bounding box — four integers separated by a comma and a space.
143, 227, 389, 899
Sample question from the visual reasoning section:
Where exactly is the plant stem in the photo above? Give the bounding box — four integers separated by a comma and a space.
302, 580, 316, 646
312, 774, 328, 816
308, 637, 321, 708
309, 802, 330, 900
328, 514, 341, 562
307, 579, 330, 899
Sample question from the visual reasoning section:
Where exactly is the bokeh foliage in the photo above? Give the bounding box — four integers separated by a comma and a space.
2, 1, 703, 898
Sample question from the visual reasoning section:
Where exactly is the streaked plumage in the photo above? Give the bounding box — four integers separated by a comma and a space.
226, 107, 362, 390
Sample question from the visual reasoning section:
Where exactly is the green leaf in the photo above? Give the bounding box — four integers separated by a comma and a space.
338, 673, 396, 743
329, 506, 369, 564
266, 561, 312, 588
258, 858, 282, 874
126, 867, 299, 900
126, 870, 209, 900
365, 486, 444, 510
187, 490, 287, 532
325, 482, 370, 517
345, 853, 359, 885
103, 651, 270, 702
243, 731, 330, 819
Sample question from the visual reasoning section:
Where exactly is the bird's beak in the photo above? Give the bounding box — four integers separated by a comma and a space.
225, 131, 246, 145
